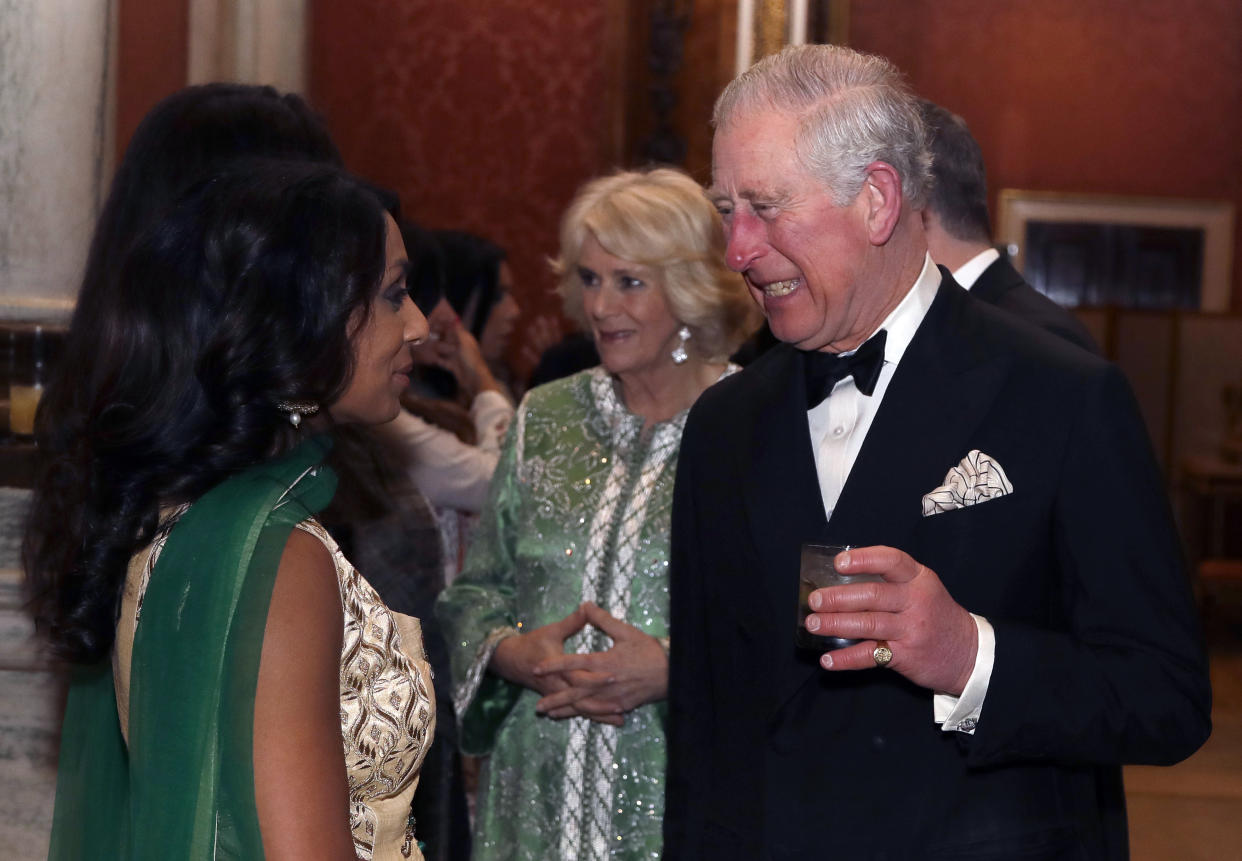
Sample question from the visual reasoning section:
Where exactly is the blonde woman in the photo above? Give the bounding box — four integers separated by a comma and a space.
437, 168, 760, 860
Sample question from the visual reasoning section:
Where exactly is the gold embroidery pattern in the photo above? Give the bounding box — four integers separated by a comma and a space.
297, 520, 435, 861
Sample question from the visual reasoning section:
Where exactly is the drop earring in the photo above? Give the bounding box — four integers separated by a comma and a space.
276, 400, 320, 428
671, 326, 691, 365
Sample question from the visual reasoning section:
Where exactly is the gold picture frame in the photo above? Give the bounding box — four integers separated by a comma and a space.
735, 1, 850, 75
997, 190, 1235, 311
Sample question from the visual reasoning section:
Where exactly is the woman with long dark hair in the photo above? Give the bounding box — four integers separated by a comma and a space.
25, 159, 434, 859
434, 231, 521, 380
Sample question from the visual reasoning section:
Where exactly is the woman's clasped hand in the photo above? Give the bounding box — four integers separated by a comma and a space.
531, 602, 670, 723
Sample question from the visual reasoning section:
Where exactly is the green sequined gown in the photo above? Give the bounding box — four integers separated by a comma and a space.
437, 366, 734, 861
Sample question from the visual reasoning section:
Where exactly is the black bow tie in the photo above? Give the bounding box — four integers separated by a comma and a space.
802, 329, 888, 407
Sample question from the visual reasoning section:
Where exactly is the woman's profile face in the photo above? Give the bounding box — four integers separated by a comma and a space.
330, 213, 429, 425
478, 262, 521, 363
577, 232, 682, 381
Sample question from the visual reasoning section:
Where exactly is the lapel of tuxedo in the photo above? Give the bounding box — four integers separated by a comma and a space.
770, 275, 1012, 714
740, 345, 829, 651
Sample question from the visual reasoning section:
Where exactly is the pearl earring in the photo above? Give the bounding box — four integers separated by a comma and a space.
671, 326, 691, 365
276, 400, 320, 428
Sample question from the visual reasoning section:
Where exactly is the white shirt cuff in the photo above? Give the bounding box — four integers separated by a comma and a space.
471, 389, 515, 453
933, 613, 994, 734
471, 388, 513, 416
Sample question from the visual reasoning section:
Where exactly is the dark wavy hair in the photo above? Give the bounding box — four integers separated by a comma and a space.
23, 160, 391, 663
72, 84, 342, 353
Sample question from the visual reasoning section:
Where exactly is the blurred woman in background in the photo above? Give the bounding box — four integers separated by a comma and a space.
386, 225, 515, 582
417, 231, 522, 402
436, 167, 760, 860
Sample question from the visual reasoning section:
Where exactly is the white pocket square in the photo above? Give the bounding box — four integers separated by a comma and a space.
922, 449, 1013, 517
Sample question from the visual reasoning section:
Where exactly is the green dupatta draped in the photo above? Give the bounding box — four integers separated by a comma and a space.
48, 437, 337, 859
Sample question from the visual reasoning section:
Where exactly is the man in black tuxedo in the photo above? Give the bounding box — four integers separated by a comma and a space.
663, 44, 1210, 860
919, 99, 1099, 353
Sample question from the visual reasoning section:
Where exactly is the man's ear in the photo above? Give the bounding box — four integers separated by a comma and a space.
861, 162, 903, 246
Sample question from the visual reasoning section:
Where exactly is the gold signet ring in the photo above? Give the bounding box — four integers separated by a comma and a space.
872, 640, 893, 667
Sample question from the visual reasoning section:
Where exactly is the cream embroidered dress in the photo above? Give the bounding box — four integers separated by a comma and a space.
437, 366, 736, 861
114, 515, 436, 860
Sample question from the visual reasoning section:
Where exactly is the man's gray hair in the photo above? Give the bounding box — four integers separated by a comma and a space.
713, 44, 932, 209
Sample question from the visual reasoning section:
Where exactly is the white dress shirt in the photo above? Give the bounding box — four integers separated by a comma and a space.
951, 247, 1000, 290
806, 254, 992, 733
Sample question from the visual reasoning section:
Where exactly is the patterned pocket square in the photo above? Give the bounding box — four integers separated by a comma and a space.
922, 449, 1013, 516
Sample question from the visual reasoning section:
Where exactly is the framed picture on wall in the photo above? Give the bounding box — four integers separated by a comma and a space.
996, 190, 1235, 310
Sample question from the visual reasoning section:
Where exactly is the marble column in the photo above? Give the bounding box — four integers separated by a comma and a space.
0, 489, 61, 859
0, 0, 115, 323
188, 0, 307, 94
0, 4, 113, 854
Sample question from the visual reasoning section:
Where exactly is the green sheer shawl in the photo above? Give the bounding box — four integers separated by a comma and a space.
48, 437, 337, 859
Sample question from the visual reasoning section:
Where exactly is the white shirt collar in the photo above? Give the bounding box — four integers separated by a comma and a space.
951, 247, 1000, 289
859, 252, 940, 369
806, 254, 940, 519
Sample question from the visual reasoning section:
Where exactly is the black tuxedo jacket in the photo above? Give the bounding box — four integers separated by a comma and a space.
970, 256, 1099, 354
664, 275, 1209, 860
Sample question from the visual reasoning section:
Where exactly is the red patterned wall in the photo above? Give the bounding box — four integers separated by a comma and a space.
116, 0, 188, 162
307, 1, 1242, 315
310, 0, 618, 371
849, 0, 1242, 307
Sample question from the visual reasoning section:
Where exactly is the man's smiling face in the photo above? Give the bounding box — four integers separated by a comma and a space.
710, 107, 889, 354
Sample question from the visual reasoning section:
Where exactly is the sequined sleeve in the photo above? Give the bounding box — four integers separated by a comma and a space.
435, 401, 528, 755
